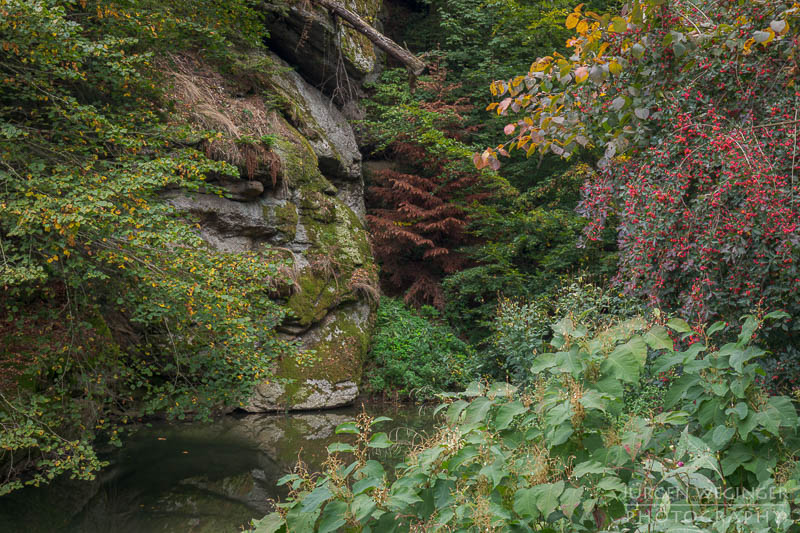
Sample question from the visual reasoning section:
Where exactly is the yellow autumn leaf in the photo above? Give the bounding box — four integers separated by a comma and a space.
566, 12, 580, 30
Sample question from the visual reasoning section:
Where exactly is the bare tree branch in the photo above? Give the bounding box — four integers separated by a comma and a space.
311, 0, 426, 76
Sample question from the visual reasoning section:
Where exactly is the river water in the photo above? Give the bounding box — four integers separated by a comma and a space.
0, 403, 435, 533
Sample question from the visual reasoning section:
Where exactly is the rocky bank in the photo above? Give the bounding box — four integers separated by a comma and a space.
164, 0, 384, 411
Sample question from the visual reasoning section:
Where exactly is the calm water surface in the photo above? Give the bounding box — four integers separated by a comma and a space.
0, 403, 435, 533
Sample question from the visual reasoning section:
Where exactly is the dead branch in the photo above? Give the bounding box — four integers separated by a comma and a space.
311, 0, 426, 76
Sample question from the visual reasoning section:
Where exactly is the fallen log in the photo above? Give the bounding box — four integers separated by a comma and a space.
311, 0, 426, 76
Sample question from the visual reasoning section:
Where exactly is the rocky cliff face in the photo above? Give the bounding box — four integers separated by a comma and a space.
163, 1, 382, 411
264, 0, 383, 103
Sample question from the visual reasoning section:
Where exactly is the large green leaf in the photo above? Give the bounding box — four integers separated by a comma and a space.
613, 335, 648, 365
327, 442, 355, 454
335, 421, 359, 435
644, 325, 674, 351
667, 318, 692, 333
767, 396, 799, 427
544, 400, 573, 427
653, 351, 685, 374
445, 400, 469, 424
654, 410, 689, 425
559, 486, 584, 519
463, 397, 493, 428
286, 506, 321, 531
572, 460, 608, 478
530, 353, 558, 374
547, 422, 574, 446
433, 478, 455, 508
726, 402, 748, 420
711, 426, 735, 449
370, 416, 392, 426
494, 400, 527, 430
357, 460, 385, 481
353, 476, 382, 495
736, 315, 759, 346
579, 389, 608, 413
729, 345, 765, 373
706, 321, 726, 336
536, 481, 564, 516
596, 476, 626, 493
367, 432, 393, 449
764, 310, 790, 321
448, 444, 479, 470
479, 457, 509, 488
600, 346, 642, 383
664, 375, 700, 408
301, 485, 333, 513
318, 500, 347, 533
351, 493, 377, 522
386, 487, 422, 512
720, 443, 754, 475
488, 382, 518, 397
513, 487, 541, 519
556, 347, 585, 376
251, 512, 284, 533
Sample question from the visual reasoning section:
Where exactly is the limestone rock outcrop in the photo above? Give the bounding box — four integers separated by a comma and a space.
263, 0, 383, 100
164, 45, 379, 411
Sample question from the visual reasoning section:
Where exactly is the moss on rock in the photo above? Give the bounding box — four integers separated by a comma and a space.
262, 201, 298, 243
274, 301, 373, 408
340, 0, 381, 75
166, 51, 378, 412
287, 271, 340, 327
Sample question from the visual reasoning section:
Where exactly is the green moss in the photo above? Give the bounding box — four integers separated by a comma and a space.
304, 203, 371, 267
272, 202, 298, 238
340, 0, 380, 73
272, 133, 319, 188
246, 59, 378, 409
287, 271, 341, 327
278, 307, 371, 398
299, 190, 336, 223
306, 308, 371, 384
268, 67, 337, 148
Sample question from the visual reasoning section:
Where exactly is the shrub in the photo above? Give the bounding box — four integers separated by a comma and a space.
0, 0, 292, 493
758, 345, 800, 397
443, 164, 619, 343
480, 0, 800, 325
484, 280, 642, 384
364, 67, 498, 309
366, 298, 476, 401
257, 312, 800, 532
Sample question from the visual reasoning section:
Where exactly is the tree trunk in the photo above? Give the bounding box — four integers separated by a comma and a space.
311, 0, 426, 76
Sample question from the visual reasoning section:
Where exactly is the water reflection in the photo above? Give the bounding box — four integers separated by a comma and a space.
0, 403, 435, 533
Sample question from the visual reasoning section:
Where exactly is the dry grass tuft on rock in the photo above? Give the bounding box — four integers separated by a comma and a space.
162, 53, 284, 188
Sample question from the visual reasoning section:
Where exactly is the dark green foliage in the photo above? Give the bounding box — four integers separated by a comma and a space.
364, 0, 620, 335
366, 298, 476, 400
258, 313, 800, 532
397, 0, 618, 189
483, 280, 642, 383
758, 345, 800, 397
0, 0, 293, 493
444, 165, 618, 342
